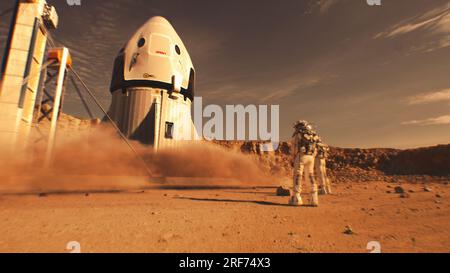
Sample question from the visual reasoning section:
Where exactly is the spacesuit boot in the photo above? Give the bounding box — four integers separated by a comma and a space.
325, 180, 332, 195
289, 175, 303, 206
289, 193, 303, 206
311, 183, 319, 207
311, 192, 319, 207
319, 186, 328, 195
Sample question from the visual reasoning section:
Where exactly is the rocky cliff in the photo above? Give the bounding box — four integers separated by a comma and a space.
213, 141, 450, 182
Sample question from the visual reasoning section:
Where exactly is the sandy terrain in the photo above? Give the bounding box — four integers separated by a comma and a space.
0, 180, 449, 253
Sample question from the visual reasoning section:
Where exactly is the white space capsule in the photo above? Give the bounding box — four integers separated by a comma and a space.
108, 16, 197, 149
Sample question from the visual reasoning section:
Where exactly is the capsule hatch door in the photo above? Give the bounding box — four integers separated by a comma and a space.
145, 34, 172, 82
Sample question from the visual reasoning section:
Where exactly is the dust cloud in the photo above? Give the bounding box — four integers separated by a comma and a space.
0, 125, 276, 194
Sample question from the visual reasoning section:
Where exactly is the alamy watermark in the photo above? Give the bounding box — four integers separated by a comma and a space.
366, 0, 381, 6
169, 97, 280, 151
193, 97, 279, 151
66, 0, 81, 6
367, 241, 381, 253
66, 241, 81, 253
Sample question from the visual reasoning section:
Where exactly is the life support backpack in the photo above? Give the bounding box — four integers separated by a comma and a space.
317, 143, 329, 159
296, 131, 317, 155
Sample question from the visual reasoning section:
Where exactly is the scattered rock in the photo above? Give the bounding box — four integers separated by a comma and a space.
276, 186, 291, 196
85, 193, 90, 197
424, 187, 432, 192
343, 225, 355, 235
394, 186, 405, 194
435, 194, 442, 198
38, 193, 47, 197
386, 191, 391, 194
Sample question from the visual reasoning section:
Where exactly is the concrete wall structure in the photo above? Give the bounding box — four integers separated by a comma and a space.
0, 0, 56, 152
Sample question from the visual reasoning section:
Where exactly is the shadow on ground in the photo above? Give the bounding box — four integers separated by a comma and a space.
176, 196, 319, 208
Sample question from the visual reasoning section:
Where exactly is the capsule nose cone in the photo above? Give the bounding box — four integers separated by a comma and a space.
147, 16, 171, 26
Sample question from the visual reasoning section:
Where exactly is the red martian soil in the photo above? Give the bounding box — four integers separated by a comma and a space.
0, 180, 449, 253
0, 116, 449, 253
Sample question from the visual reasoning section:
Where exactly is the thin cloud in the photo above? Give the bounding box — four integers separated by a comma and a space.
374, 2, 450, 52
315, 0, 341, 15
403, 115, 450, 126
407, 89, 450, 105
259, 77, 323, 102
203, 74, 331, 105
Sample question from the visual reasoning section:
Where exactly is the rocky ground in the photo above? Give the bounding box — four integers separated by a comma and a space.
0, 181, 448, 253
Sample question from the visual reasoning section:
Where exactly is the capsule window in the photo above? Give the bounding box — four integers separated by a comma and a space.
165, 122, 174, 139
175, 45, 181, 55
137, 38, 146, 48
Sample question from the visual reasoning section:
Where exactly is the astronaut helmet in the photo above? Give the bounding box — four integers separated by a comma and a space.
293, 120, 309, 130
294, 120, 315, 133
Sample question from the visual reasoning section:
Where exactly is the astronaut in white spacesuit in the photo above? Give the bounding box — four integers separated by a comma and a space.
289, 120, 319, 207
315, 139, 332, 195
